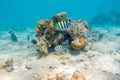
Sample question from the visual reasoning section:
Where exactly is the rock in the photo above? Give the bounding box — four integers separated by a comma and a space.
61, 62, 66, 65
35, 12, 91, 55
48, 72, 57, 80
49, 66, 57, 70
42, 72, 67, 80
0, 58, 14, 72
71, 71, 86, 80
57, 74, 67, 80
25, 65, 32, 70
83, 45, 90, 52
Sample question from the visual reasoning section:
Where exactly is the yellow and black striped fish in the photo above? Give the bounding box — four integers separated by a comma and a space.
54, 43, 70, 51
56, 20, 71, 30
54, 45, 67, 51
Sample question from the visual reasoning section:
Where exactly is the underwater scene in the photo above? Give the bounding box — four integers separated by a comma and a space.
0, 0, 120, 80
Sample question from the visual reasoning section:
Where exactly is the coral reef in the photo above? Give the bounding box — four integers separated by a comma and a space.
37, 36, 49, 56
90, 11, 120, 26
35, 12, 90, 56
35, 20, 51, 38
66, 20, 89, 50
71, 37, 85, 50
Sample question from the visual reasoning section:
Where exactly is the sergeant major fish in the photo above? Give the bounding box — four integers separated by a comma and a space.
54, 45, 68, 51
56, 20, 71, 30
54, 40, 70, 51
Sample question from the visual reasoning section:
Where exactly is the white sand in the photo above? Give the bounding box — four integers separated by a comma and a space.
0, 27, 120, 80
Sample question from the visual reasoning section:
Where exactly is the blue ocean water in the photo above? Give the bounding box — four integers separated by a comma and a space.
0, 0, 120, 25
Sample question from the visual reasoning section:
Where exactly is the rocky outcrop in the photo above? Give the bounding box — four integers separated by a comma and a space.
35, 12, 90, 56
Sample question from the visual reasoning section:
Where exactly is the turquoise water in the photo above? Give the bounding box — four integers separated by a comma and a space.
0, 0, 120, 25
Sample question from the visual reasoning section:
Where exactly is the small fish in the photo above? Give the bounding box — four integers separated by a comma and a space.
27, 34, 30, 41
31, 39, 37, 44
115, 33, 120, 36
8, 30, 17, 42
56, 20, 71, 30
54, 45, 66, 51
54, 42, 70, 51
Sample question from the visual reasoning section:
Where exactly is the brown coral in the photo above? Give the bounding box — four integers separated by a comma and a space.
37, 36, 49, 56
35, 12, 90, 56
66, 20, 89, 40
35, 20, 51, 39
65, 20, 89, 50
35, 12, 70, 56
71, 37, 85, 50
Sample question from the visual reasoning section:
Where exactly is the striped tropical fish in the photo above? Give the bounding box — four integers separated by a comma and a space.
56, 20, 71, 30
54, 44, 69, 51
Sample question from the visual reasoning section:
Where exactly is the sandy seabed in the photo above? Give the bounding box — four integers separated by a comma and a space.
0, 26, 120, 80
